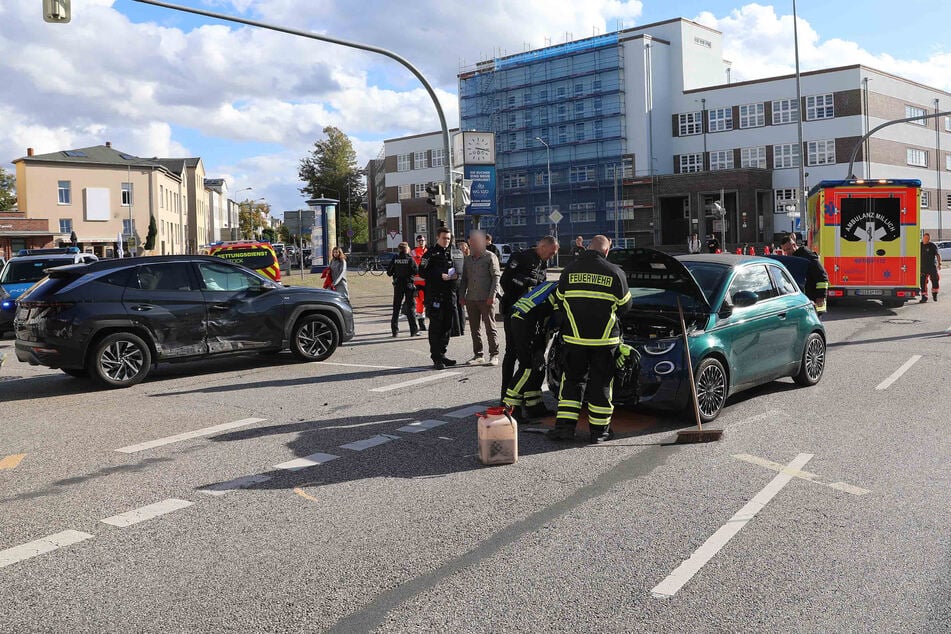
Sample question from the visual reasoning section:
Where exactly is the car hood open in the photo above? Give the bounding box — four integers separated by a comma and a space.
616, 248, 712, 313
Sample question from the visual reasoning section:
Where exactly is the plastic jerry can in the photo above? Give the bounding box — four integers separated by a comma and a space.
477, 407, 518, 465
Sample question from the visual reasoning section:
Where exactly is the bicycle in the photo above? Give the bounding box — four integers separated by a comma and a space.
357, 257, 387, 276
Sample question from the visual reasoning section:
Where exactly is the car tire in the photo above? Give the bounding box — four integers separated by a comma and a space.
545, 335, 564, 394
291, 314, 339, 362
90, 332, 152, 388
61, 367, 89, 378
691, 357, 728, 423
794, 332, 826, 387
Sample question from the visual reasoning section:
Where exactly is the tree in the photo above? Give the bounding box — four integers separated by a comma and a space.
261, 227, 276, 243
0, 167, 16, 211
346, 207, 369, 245
278, 223, 292, 243
144, 215, 158, 251
299, 126, 366, 237
239, 201, 270, 239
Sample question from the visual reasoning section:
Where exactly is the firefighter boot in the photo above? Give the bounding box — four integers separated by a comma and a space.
589, 424, 614, 444
523, 402, 556, 421
546, 425, 576, 441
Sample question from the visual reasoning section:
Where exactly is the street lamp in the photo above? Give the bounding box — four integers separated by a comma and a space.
232, 187, 252, 240
534, 136, 556, 264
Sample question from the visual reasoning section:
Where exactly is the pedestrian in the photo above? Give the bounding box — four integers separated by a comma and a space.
386, 242, 420, 337
420, 226, 460, 370
329, 246, 349, 302
780, 235, 829, 314
550, 235, 630, 444
502, 280, 560, 422
571, 235, 586, 256
412, 235, 428, 332
459, 231, 501, 366
706, 234, 721, 253
687, 232, 702, 254
454, 240, 470, 336
485, 233, 501, 258
920, 232, 941, 302
499, 236, 559, 402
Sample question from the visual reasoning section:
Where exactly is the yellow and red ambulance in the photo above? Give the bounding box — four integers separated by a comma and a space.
202, 241, 281, 282
807, 179, 921, 307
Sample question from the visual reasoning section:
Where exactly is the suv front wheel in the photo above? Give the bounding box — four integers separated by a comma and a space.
90, 332, 152, 388
291, 314, 339, 362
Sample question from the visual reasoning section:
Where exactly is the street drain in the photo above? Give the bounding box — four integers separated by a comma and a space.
884, 318, 920, 325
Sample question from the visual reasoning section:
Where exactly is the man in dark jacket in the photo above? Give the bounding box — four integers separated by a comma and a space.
420, 226, 459, 369
502, 281, 560, 422
499, 236, 559, 400
386, 241, 420, 337
780, 235, 829, 314
920, 232, 941, 302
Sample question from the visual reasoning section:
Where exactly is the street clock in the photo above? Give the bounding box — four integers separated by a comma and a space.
452, 131, 496, 166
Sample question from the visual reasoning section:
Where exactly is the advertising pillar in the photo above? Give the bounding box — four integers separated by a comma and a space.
306, 196, 339, 273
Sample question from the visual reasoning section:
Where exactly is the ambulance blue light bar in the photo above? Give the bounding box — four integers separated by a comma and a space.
809, 179, 922, 196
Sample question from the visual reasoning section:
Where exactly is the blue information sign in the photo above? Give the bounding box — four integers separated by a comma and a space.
465, 165, 496, 216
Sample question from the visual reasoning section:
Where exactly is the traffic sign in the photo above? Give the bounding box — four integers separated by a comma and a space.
346, 229, 354, 238
549, 210, 563, 224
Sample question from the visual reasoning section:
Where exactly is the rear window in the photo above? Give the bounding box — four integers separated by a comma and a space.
17, 276, 72, 302
0, 258, 75, 285
209, 247, 276, 270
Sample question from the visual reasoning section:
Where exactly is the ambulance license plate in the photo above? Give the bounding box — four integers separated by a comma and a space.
856, 289, 883, 296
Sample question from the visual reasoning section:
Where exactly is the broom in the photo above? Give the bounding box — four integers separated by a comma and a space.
675, 297, 723, 444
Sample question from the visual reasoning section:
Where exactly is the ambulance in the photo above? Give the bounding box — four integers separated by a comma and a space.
806, 179, 921, 307
202, 241, 281, 282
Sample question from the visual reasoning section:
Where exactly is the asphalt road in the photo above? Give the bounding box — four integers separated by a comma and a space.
1, 276, 949, 633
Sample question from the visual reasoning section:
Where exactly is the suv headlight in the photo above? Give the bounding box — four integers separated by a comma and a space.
641, 340, 677, 356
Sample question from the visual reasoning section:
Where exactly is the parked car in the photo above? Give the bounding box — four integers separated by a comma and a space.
0, 248, 98, 334
547, 249, 826, 422
493, 243, 514, 265
14, 255, 354, 388
936, 240, 951, 264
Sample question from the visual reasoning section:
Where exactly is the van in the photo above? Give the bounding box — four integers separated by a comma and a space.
202, 241, 281, 282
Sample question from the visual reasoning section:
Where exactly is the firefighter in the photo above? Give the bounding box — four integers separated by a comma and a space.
550, 235, 630, 444
502, 280, 560, 422
780, 235, 829, 314
499, 236, 560, 401
411, 235, 428, 331
920, 232, 941, 302
386, 241, 420, 337
419, 226, 460, 369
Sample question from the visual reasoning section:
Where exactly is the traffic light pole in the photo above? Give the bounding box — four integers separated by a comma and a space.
128, 0, 453, 223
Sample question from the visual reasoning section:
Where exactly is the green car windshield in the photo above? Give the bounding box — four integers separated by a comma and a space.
628, 261, 731, 312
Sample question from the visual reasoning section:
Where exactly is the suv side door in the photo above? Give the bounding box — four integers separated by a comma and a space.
196, 261, 284, 353
122, 262, 208, 359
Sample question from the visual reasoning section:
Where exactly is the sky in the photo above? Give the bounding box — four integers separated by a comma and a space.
3, 0, 951, 216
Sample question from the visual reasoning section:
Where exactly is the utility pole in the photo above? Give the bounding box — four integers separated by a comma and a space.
793, 0, 807, 236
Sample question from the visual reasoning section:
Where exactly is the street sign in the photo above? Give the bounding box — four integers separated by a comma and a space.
549, 210, 563, 224
346, 229, 354, 238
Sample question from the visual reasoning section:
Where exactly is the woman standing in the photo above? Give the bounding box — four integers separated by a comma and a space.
329, 246, 350, 303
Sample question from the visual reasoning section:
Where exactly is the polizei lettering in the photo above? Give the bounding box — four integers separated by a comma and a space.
568, 272, 613, 287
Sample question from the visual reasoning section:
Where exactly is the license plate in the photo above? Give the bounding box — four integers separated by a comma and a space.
856, 289, 884, 296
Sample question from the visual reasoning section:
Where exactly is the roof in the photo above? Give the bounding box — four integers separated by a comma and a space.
13, 144, 192, 181
677, 254, 770, 266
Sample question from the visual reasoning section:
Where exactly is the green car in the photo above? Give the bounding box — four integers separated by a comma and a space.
548, 248, 827, 422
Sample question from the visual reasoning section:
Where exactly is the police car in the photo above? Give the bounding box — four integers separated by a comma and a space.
0, 248, 98, 333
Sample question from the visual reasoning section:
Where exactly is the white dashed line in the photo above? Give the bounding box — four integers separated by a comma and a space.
369, 372, 461, 392
274, 452, 340, 471
0, 530, 94, 570
875, 355, 922, 391
101, 499, 194, 528
651, 453, 814, 599
396, 420, 449, 434
445, 405, 488, 419
339, 435, 398, 452
115, 418, 266, 453
317, 361, 400, 370
198, 474, 273, 497
322, 418, 413, 430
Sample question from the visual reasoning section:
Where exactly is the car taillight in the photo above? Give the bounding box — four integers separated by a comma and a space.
19, 300, 75, 314
827, 290, 844, 297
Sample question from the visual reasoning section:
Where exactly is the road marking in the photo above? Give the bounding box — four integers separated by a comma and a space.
733, 454, 869, 496
317, 361, 399, 370
115, 418, 266, 453
651, 453, 814, 599
369, 372, 461, 392
198, 474, 272, 497
875, 355, 922, 391
445, 405, 488, 419
0, 453, 25, 470
293, 487, 320, 503
101, 499, 194, 528
340, 435, 398, 452
322, 418, 413, 430
0, 530, 94, 570
396, 420, 449, 434
274, 452, 339, 471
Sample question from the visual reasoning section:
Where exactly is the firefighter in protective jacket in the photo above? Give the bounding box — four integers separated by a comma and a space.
550, 235, 630, 443
502, 281, 560, 421
780, 235, 829, 313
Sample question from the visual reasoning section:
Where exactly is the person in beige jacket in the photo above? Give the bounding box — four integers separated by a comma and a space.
459, 230, 501, 365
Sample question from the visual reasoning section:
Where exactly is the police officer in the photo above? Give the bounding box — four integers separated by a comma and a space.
499, 236, 559, 401
420, 226, 459, 370
386, 241, 420, 337
550, 235, 630, 444
780, 235, 830, 313
502, 280, 560, 422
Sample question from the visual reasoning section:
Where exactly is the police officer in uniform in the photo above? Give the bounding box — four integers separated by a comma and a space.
386, 241, 420, 337
420, 226, 459, 369
502, 280, 560, 422
499, 236, 559, 401
550, 235, 630, 444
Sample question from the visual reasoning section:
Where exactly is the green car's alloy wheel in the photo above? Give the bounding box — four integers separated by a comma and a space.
694, 357, 728, 422
794, 332, 826, 386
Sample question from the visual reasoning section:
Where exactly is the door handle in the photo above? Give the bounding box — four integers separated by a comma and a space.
130, 305, 153, 312
210, 303, 231, 311
777, 312, 787, 320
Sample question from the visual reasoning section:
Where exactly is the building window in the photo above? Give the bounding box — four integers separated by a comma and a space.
592, 79, 602, 92
945, 117, 951, 132
397, 154, 411, 172
739, 103, 765, 128
534, 205, 559, 224
574, 101, 585, 117
481, 215, 496, 228
773, 143, 801, 169
710, 150, 734, 171
678, 112, 703, 136
679, 153, 703, 173
946, 154, 951, 171
121, 182, 133, 207
556, 105, 567, 122
807, 140, 836, 166
575, 123, 585, 142
523, 93, 532, 106
159, 185, 164, 208
922, 191, 930, 208
57, 180, 71, 205
556, 86, 566, 99
557, 125, 568, 144
538, 107, 549, 125
605, 158, 633, 180
507, 114, 517, 130
503, 207, 527, 226
594, 120, 603, 139
568, 203, 596, 223
414, 183, 427, 198
506, 95, 516, 108
605, 200, 635, 221
708, 108, 733, 132
947, 194, 951, 210
805, 94, 834, 120
122, 219, 136, 235
741, 146, 767, 169
59, 219, 72, 234
538, 89, 548, 101
772, 98, 799, 124
574, 83, 584, 96
413, 151, 427, 170
774, 189, 799, 214
398, 184, 411, 200
568, 165, 595, 183
907, 148, 928, 167
905, 105, 927, 125
502, 173, 526, 189
431, 148, 446, 167
534, 172, 549, 186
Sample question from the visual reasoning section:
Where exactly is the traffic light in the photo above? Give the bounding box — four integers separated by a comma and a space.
43, 0, 71, 23
453, 177, 472, 214
425, 182, 446, 208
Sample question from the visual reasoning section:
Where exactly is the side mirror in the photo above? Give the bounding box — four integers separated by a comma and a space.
731, 290, 758, 308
